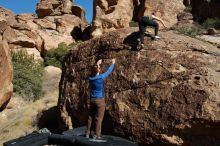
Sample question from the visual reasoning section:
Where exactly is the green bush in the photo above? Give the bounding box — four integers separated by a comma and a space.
12, 50, 44, 100
202, 18, 220, 29
129, 21, 139, 27
175, 26, 204, 37
44, 41, 82, 68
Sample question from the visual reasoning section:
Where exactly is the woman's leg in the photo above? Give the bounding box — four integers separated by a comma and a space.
86, 116, 92, 136
86, 101, 96, 136
139, 17, 147, 44
95, 98, 106, 137
154, 22, 159, 36
139, 25, 146, 44
146, 19, 159, 36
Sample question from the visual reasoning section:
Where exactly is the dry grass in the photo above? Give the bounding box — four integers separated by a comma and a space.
0, 91, 58, 145
0, 64, 61, 145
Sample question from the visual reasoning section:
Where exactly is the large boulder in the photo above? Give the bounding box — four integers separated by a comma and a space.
72, 5, 87, 28
0, 7, 17, 27
3, 27, 43, 51
58, 28, 220, 145
33, 18, 57, 30
42, 66, 62, 93
140, 0, 185, 27
0, 7, 17, 34
91, 0, 134, 37
0, 39, 13, 111
36, 29, 73, 52
36, 0, 73, 18
2, 24, 44, 60
191, 0, 220, 19
16, 14, 39, 30
54, 14, 82, 35
4, 28, 36, 48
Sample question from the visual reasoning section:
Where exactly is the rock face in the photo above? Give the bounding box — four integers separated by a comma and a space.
0, 39, 13, 111
72, 5, 87, 28
0, 2, 86, 60
36, 0, 73, 18
191, 0, 220, 19
141, 0, 185, 27
177, 11, 194, 25
42, 66, 61, 93
58, 28, 220, 145
0, 1, 86, 110
0, 8, 14, 111
0, 7, 16, 28
91, 0, 134, 37
91, 0, 185, 37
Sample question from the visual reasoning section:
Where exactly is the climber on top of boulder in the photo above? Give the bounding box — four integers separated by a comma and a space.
138, 12, 167, 48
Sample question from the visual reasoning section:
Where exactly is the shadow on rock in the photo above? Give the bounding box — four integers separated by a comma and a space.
71, 26, 91, 41
123, 31, 155, 51
37, 106, 62, 133
123, 31, 140, 51
71, 26, 82, 41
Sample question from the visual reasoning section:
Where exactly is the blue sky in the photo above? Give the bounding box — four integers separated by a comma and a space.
0, 0, 93, 22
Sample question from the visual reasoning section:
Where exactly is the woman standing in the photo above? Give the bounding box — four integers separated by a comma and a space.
86, 58, 116, 139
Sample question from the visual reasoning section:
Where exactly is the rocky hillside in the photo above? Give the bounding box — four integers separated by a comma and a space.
58, 27, 220, 146
1, 0, 220, 145
0, 0, 86, 111
0, 66, 61, 144
91, 0, 220, 38
91, 0, 185, 37
0, 0, 86, 61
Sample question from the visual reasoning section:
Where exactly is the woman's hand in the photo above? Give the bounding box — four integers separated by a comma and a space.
163, 23, 167, 28
112, 58, 116, 64
97, 59, 102, 66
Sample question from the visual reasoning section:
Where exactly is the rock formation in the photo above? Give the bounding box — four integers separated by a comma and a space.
0, 7, 17, 28
0, 0, 86, 110
191, 0, 220, 19
36, 0, 73, 18
42, 66, 61, 93
0, 8, 14, 111
177, 11, 194, 25
91, 0, 134, 37
138, 0, 185, 27
0, 1, 86, 60
91, 0, 185, 37
58, 27, 220, 145
0, 39, 13, 111
72, 5, 87, 28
